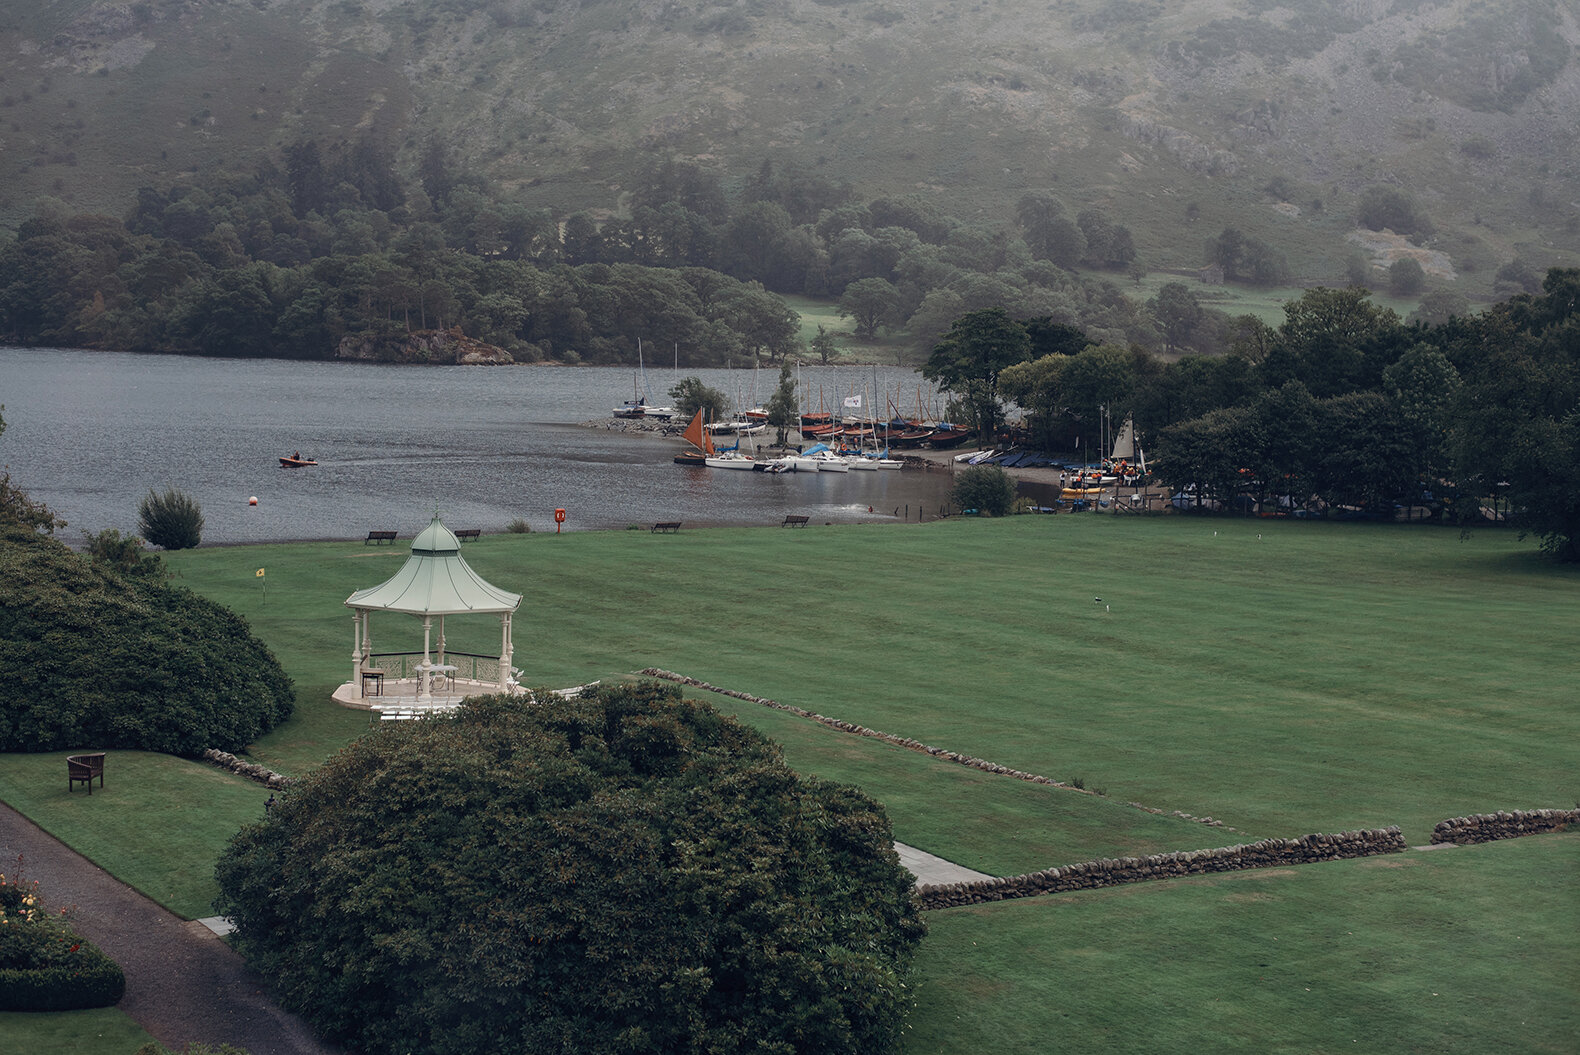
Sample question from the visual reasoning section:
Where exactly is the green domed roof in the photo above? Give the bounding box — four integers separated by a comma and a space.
345, 516, 520, 615
411, 516, 460, 554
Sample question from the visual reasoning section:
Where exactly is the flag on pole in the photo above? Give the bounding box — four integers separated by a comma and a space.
256, 568, 266, 577
843, 394, 862, 408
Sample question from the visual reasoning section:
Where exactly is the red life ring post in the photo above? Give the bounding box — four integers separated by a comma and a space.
554, 508, 566, 533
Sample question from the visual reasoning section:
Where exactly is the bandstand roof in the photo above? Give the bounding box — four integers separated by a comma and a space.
344, 516, 521, 616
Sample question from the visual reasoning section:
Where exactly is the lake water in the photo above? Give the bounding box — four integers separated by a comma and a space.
0, 347, 960, 543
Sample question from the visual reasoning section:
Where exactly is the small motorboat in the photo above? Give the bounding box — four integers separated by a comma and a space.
279, 454, 317, 468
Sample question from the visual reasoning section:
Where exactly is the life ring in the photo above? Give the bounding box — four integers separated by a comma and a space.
554, 508, 566, 524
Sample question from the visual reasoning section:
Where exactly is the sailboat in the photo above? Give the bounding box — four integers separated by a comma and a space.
613, 339, 675, 420
673, 408, 715, 466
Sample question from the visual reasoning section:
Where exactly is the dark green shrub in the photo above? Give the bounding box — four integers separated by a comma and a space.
0, 524, 294, 753
1388, 257, 1426, 295
216, 684, 925, 1055
138, 486, 204, 550
1357, 186, 1434, 239
952, 465, 1017, 517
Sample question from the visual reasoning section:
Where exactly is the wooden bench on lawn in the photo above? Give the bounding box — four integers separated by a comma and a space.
651, 522, 681, 534
781, 514, 810, 527
68, 752, 105, 795
365, 530, 398, 545
454, 528, 481, 542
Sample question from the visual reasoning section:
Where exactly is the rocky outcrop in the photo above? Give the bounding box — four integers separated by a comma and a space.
336, 327, 513, 365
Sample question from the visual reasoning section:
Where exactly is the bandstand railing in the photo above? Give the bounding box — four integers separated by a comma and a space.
368, 652, 507, 686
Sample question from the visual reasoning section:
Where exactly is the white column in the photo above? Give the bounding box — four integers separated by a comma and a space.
498, 612, 510, 691
421, 616, 433, 701
351, 611, 363, 700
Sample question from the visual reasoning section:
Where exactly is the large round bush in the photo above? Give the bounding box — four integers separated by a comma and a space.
215, 683, 925, 1055
0, 524, 293, 753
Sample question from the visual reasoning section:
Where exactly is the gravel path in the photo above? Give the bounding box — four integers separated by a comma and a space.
0, 803, 342, 1055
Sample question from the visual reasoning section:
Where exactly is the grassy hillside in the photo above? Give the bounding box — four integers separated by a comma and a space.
1, 0, 1576, 298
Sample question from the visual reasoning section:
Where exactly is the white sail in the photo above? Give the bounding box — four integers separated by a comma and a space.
1110, 414, 1137, 462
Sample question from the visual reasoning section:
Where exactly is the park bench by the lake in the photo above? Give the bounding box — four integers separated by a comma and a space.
781, 515, 810, 527
365, 530, 397, 545
454, 529, 481, 542
651, 522, 681, 534
68, 752, 105, 794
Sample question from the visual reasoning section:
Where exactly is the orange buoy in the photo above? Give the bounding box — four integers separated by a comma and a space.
248, 496, 258, 506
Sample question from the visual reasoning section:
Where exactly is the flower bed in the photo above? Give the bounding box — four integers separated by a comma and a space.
0, 862, 125, 1011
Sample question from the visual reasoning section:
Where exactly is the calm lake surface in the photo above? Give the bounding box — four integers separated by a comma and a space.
0, 347, 960, 543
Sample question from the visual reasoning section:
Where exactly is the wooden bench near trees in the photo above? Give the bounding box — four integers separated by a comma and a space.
68, 753, 105, 794
365, 530, 397, 545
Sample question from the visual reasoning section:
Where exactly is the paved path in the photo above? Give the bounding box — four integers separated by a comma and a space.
895, 842, 994, 886
0, 803, 341, 1055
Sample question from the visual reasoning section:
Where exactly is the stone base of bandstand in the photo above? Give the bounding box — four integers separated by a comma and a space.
332, 677, 527, 712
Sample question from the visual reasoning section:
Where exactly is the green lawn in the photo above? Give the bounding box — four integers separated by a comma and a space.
3, 515, 1576, 1054
910, 833, 1579, 1055
167, 518, 1575, 845
0, 751, 274, 920
0, 1008, 155, 1055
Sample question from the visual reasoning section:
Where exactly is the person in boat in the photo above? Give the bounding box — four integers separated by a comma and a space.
293, 451, 301, 460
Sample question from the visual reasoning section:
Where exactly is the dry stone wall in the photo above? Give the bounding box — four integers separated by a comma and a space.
202, 748, 292, 790
918, 827, 1406, 910
1429, 808, 1577, 845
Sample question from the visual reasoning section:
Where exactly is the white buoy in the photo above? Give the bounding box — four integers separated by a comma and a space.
248, 496, 258, 506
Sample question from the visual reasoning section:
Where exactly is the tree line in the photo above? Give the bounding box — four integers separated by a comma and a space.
0, 140, 1180, 363
926, 271, 1580, 559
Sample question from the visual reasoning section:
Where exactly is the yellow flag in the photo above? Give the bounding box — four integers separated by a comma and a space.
256, 568, 266, 578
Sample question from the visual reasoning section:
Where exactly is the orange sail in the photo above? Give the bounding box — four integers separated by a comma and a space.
682, 409, 715, 455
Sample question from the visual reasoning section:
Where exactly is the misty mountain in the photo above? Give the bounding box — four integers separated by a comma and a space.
2, 0, 1576, 294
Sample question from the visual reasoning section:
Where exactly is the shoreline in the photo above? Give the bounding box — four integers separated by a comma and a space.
578, 416, 1172, 503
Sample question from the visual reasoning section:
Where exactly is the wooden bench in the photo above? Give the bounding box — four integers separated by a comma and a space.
651, 522, 681, 534
781, 515, 810, 527
67, 753, 105, 795
454, 529, 481, 543
365, 530, 397, 545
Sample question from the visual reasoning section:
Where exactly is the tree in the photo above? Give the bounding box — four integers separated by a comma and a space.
1388, 257, 1426, 296
838, 277, 900, 339
1408, 290, 1471, 327
1357, 186, 1433, 239
951, 465, 1017, 516
1261, 286, 1402, 398
1383, 343, 1460, 482
1150, 282, 1203, 353
765, 363, 798, 445
922, 308, 1032, 437
1015, 194, 1086, 267
1206, 227, 1245, 278
810, 323, 838, 365
669, 376, 730, 423
1450, 269, 1580, 559
138, 487, 204, 550
214, 684, 924, 1055
0, 407, 66, 535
